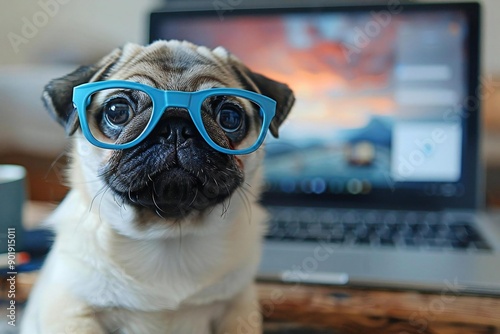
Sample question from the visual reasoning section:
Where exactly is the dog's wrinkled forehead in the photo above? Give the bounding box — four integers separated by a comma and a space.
101, 41, 243, 92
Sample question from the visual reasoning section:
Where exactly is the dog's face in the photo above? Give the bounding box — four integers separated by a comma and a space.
43, 40, 294, 230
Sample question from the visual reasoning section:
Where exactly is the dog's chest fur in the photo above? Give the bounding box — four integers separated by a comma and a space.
34, 187, 265, 332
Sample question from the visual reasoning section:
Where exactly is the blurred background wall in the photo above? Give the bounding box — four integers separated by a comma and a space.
0, 0, 163, 157
0, 0, 499, 69
0, 0, 163, 200
0, 0, 498, 202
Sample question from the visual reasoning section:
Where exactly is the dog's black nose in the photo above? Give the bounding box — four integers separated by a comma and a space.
161, 117, 198, 145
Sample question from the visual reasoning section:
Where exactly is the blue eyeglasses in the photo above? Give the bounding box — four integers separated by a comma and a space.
72, 80, 277, 155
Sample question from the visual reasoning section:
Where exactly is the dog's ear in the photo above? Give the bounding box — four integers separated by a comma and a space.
42, 48, 123, 135
225, 51, 295, 138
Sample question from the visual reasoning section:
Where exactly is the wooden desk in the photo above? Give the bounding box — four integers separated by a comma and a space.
13, 202, 500, 334
259, 283, 500, 334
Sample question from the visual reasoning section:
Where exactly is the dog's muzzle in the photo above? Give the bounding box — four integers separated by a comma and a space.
102, 115, 244, 219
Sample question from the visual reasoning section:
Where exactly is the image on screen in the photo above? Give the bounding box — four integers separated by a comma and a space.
155, 10, 468, 197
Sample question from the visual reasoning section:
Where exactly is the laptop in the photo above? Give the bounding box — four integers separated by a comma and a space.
150, 1, 500, 295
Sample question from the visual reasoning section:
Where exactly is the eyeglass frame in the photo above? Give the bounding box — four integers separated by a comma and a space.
72, 80, 277, 155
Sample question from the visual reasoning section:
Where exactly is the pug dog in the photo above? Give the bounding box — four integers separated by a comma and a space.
21, 40, 294, 334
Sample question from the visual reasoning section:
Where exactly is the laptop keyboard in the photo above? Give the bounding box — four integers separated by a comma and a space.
266, 207, 492, 251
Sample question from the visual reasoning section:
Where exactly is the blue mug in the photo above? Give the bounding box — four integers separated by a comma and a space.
0, 165, 26, 253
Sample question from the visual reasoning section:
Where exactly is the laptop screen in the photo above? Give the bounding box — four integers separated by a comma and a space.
150, 2, 481, 210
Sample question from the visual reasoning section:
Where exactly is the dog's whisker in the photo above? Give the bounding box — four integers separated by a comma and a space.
71, 178, 110, 185
128, 186, 136, 204
155, 208, 167, 220
97, 185, 113, 224
175, 218, 183, 251
45, 151, 70, 188
112, 191, 124, 208
236, 186, 253, 223
89, 184, 110, 213
188, 188, 199, 208
152, 190, 168, 216
221, 200, 228, 218
220, 182, 232, 218
97, 166, 118, 179
241, 182, 257, 200
151, 177, 161, 198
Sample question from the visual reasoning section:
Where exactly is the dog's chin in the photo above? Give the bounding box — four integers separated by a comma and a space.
123, 167, 239, 220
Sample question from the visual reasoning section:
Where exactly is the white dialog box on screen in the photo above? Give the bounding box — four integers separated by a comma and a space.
391, 122, 462, 182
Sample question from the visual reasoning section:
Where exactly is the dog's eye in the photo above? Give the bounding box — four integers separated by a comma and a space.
216, 104, 243, 133
103, 98, 133, 127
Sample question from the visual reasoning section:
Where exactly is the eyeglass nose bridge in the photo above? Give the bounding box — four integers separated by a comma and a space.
155, 91, 199, 127
154, 91, 205, 137
163, 91, 193, 110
